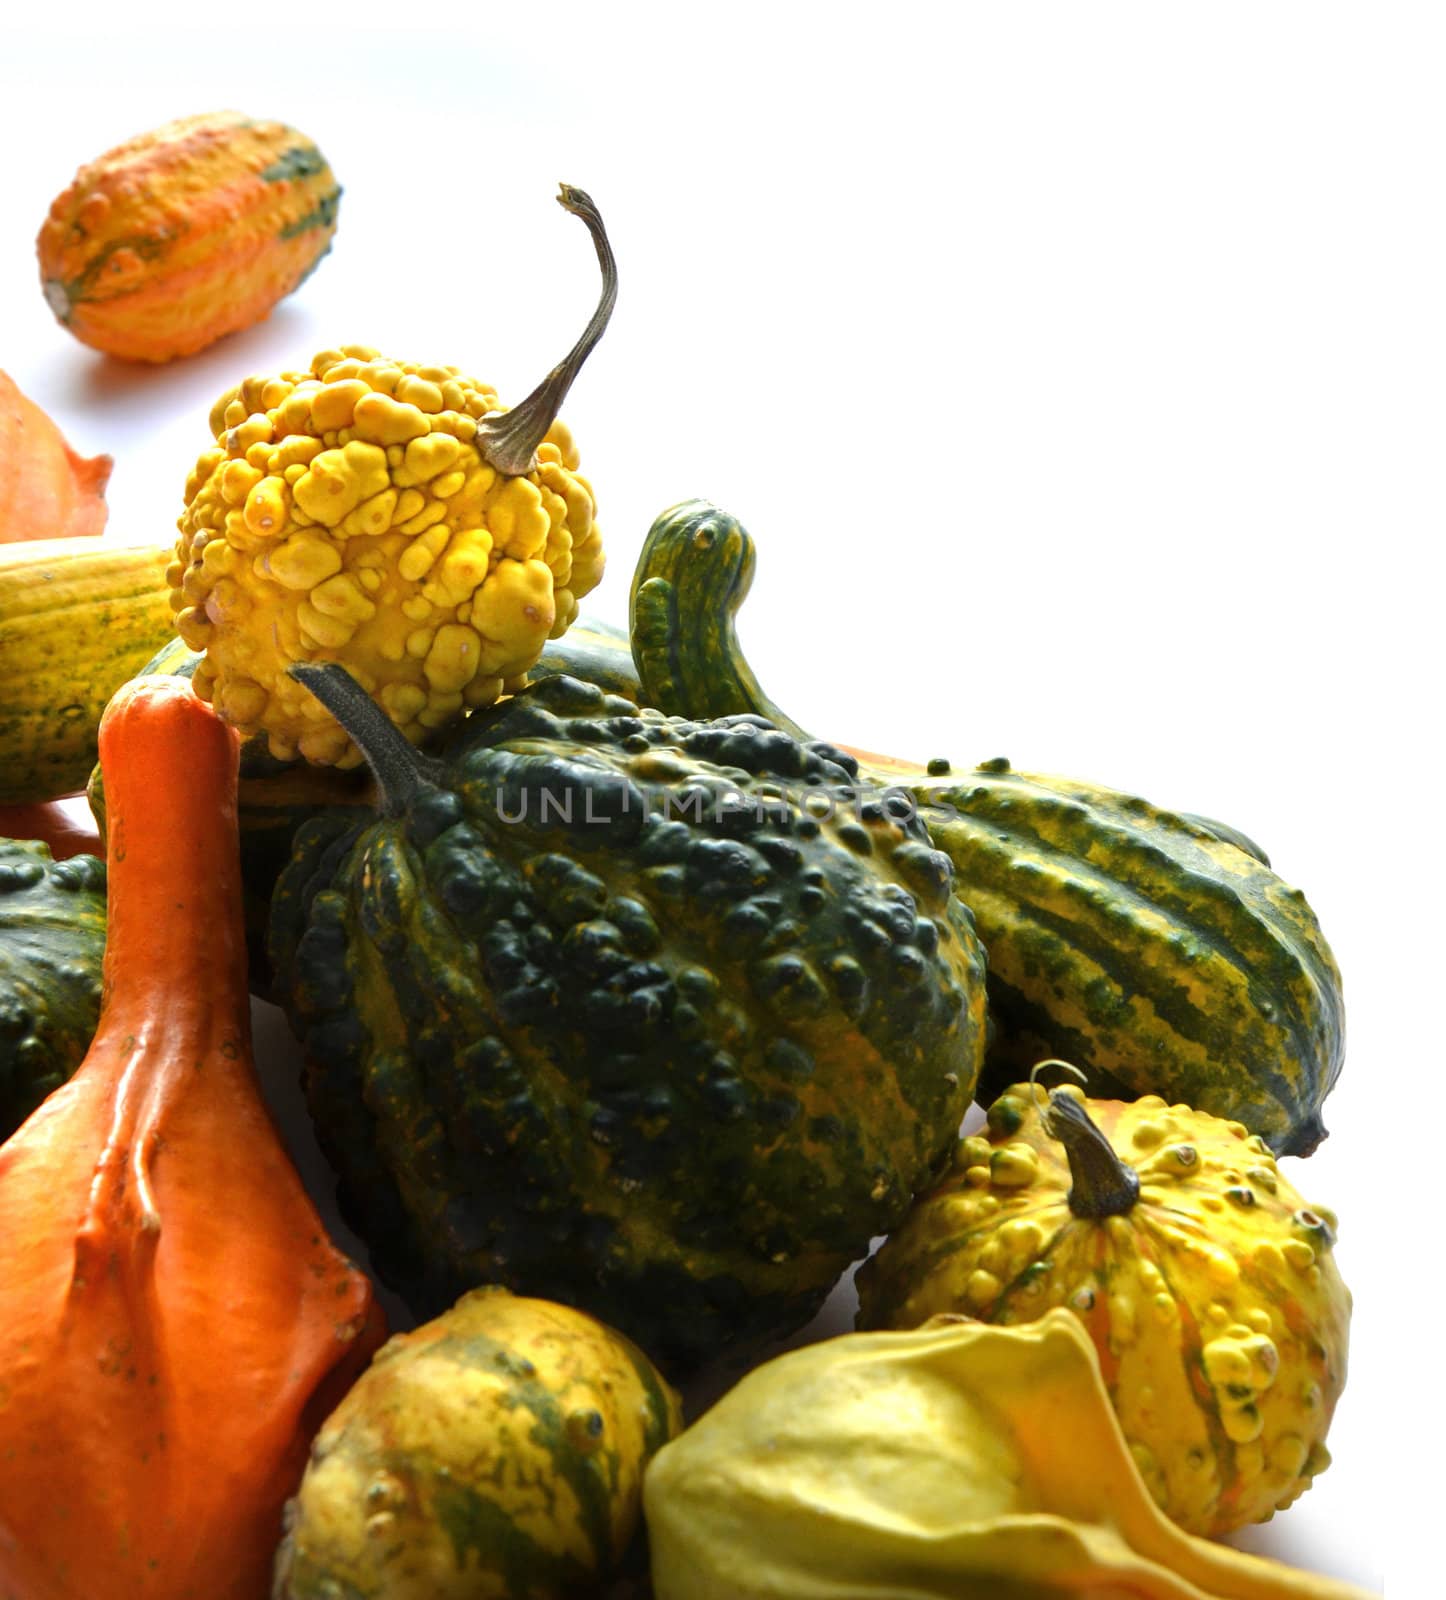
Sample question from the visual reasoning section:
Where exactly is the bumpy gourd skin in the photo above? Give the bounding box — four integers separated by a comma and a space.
271, 674, 988, 1372
0, 839, 105, 1139
275, 1287, 682, 1600
857, 1083, 1351, 1535
37, 111, 340, 363
170, 347, 604, 765
625, 501, 1346, 1159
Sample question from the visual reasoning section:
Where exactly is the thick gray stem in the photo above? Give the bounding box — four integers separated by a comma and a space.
288, 662, 440, 816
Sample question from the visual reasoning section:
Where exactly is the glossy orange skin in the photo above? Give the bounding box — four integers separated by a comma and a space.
37, 111, 340, 363
0, 676, 385, 1599
0, 800, 100, 858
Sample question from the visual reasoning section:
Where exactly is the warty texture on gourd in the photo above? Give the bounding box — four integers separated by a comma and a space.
169, 187, 612, 766
857, 1075, 1351, 1535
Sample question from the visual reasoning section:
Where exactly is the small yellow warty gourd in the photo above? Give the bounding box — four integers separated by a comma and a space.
169, 187, 611, 766
857, 1071, 1352, 1537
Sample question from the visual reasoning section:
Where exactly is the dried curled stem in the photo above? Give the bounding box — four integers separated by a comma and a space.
476, 185, 617, 476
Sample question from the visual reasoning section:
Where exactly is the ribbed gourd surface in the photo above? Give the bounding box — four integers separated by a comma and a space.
271, 675, 990, 1371
915, 762, 1343, 1155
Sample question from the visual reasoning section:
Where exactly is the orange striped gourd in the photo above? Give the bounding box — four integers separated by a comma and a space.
37, 111, 340, 363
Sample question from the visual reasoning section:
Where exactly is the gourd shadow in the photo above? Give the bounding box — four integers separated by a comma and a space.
56, 304, 314, 420
250, 996, 416, 1337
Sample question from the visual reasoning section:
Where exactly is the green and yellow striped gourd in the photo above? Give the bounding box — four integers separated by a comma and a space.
625, 501, 1345, 1155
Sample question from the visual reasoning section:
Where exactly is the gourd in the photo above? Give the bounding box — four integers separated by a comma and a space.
1, 370, 110, 542
892, 769, 1342, 1154
169, 185, 611, 766
643, 1309, 1374, 1600
0, 837, 105, 1142
626, 500, 1345, 1156
630, 499, 803, 736
37, 111, 340, 363
0, 536, 175, 803
0, 801, 102, 859
268, 663, 988, 1372
0, 674, 386, 1599
87, 634, 374, 993
856, 1070, 1351, 1535
275, 1286, 682, 1599
85, 618, 631, 992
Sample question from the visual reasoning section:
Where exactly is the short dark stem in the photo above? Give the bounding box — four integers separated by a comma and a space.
475, 185, 617, 476
1043, 1091, 1140, 1219
288, 663, 440, 817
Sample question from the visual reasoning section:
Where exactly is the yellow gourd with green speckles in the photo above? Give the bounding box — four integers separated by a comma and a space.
856, 1072, 1351, 1537
169, 187, 612, 766
274, 1287, 682, 1600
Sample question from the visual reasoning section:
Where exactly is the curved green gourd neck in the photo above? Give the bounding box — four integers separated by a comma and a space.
628, 502, 935, 786
288, 663, 441, 816
628, 501, 813, 745
1042, 1089, 1141, 1220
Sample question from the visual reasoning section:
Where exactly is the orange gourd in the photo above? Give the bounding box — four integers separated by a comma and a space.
0, 675, 386, 1599
37, 112, 341, 363
0, 371, 110, 541
0, 800, 101, 858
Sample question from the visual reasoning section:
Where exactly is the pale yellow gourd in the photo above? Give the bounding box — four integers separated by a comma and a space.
643, 1311, 1375, 1600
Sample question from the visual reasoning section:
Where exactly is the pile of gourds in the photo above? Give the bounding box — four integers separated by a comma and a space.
0, 108, 1371, 1600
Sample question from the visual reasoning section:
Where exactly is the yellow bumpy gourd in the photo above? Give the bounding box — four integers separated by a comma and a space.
168, 188, 613, 766
856, 1073, 1352, 1537
645, 1312, 1374, 1600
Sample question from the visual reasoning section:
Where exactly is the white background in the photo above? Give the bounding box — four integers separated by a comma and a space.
4, 4, 1438, 1592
